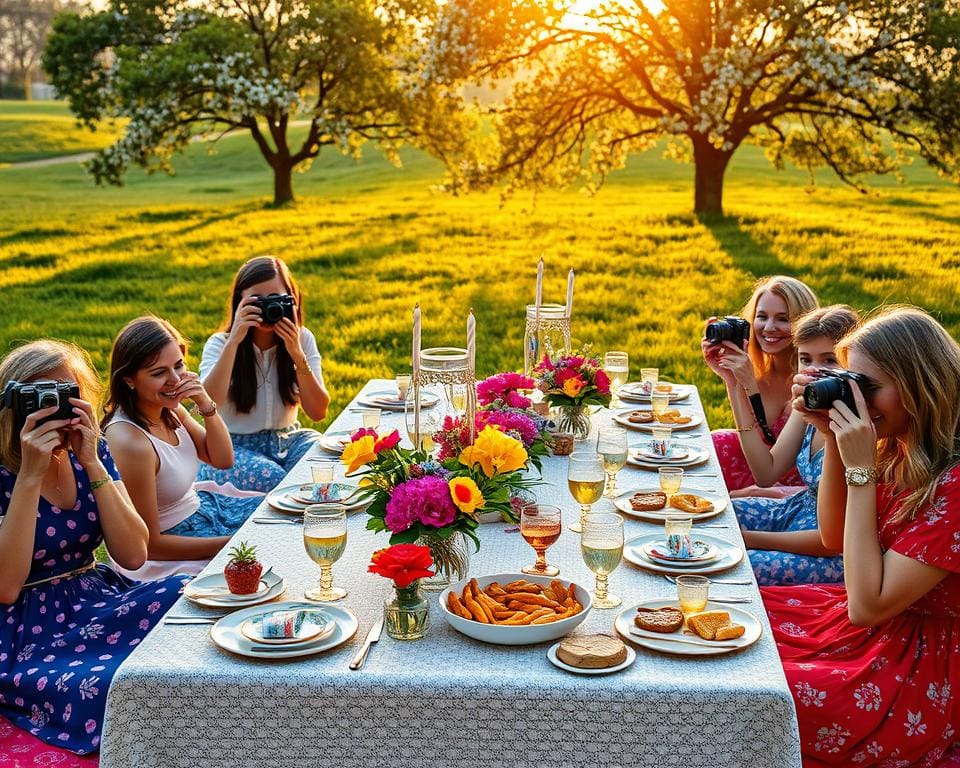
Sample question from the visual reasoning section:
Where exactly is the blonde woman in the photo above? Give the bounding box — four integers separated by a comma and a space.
763, 307, 960, 766
702, 274, 819, 492
0, 340, 184, 756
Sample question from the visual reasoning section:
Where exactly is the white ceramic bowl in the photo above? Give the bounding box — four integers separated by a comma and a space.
439, 572, 592, 645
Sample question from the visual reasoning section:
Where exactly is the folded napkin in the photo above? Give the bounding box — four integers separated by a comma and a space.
260, 610, 309, 639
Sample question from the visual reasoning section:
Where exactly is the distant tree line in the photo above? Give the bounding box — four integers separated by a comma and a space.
0, 0, 80, 99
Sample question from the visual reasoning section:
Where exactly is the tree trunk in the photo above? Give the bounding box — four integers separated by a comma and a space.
692, 137, 732, 218
23, 69, 33, 101
272, 161, 294, 206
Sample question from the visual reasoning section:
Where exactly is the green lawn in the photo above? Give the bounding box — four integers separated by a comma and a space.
1, 102, 959, 430
0, 100, 124, 163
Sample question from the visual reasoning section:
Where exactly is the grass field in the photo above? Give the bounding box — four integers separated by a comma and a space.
2, 100, 960, 430
0, 101, 123, 163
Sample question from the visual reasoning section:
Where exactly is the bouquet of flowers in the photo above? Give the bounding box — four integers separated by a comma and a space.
435, 372, 552, 471
534, 353, 611, 408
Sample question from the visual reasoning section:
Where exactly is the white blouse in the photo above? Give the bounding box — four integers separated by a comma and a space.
199, 327, 322, 434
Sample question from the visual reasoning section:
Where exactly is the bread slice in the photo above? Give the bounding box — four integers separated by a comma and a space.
634, 606, 684, 633
630, 491, 667, 511
556, 633, 627, 668
686, 610, 732, 640
714, 623, 746, 641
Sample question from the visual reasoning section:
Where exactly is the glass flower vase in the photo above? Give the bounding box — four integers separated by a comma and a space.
383, 582, 430, 641
417, 530, 470, 591
557, 404, 592, 441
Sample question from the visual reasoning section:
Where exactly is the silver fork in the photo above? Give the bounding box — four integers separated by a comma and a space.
663, 574, 753, 586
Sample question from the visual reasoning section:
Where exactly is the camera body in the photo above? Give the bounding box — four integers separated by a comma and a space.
706, 316, 751, 348
802, 369, 869, 416
2, 380, 80, 432
252, 293, 295, 324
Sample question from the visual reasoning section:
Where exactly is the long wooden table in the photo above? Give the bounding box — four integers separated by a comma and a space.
100, 379, 801, 768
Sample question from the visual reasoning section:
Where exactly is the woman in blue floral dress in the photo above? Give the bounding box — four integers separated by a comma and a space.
0, 340, 184, 755
731, 306, 859, 585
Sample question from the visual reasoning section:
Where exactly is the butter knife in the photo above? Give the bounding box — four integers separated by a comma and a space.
348, 617, 384, 670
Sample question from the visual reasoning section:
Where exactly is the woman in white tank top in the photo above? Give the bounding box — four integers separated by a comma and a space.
102, 316, 262, 580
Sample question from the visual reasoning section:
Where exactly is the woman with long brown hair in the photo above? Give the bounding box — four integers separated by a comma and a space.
199, 256, 330, 492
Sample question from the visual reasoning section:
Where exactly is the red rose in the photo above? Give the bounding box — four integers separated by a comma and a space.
374, 430, 401, 453
555, 367, 578, 385
594, 368, 611, 395
368, 544, 435, 588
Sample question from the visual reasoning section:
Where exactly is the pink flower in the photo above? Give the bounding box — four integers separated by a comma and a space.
350, 427, 378, 442
594, 368, 611, 395
384, 476, 457, 532
374, 430, 401, 453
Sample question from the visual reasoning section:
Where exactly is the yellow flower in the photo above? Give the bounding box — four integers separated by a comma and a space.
341, 435, 377, 474
448, 476, 485, 516
459, 425, 528, 478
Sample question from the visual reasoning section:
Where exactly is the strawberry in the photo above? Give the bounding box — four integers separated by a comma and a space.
223, 542, 263, 595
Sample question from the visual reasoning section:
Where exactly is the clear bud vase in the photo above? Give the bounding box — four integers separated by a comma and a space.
557, 404, 592, 441
417, 530, 470, 591
384, 582, 430, 641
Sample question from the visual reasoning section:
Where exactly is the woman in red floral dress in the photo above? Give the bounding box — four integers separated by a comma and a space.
703, 275, 818, 493
762, 306, 960, 767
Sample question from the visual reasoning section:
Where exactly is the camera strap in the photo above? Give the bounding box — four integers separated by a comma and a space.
747, 393, 777, 445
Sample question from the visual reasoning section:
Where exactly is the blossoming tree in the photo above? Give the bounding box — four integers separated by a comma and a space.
428, 0, 960, 216
42, 0, 472, 205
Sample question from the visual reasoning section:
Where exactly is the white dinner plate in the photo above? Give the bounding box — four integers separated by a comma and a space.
614, 599, 762, 656
184, 569, 286, 608
546, 642, 637, 675
240, 607, 337, 645
356, 390, 439, 412
626, 447, 710, 470
211, 602, 359, 659
623, 531, 743, 574
633, 446, 691, 462
613, 408, 704, 432
265, 484, 368, 515
618, 383, 691, 403
614, 488, 726, 522
318, 431, 352, 455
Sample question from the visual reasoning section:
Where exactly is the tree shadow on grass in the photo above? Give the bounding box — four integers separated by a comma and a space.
698, 213, 790, 278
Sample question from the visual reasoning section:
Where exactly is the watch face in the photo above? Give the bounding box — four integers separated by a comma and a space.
847, 468, 873, 485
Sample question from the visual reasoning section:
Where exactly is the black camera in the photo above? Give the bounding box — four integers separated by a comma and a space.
802, 369, 870, 417
1, 380, 80, 432
252, 293, 295, 324
706, 316, 751, 347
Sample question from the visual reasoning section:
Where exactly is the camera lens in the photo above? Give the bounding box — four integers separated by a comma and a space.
803, 378, 842, 410
705, 321, 729, 344
263, 302, 283, 323
38, 392, 59, 409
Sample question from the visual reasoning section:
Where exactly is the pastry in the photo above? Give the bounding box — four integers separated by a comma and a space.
654, 384, 673, 393
627, 410, 655, 424
556, 633, 628, 669
715, 623, 746, 641
634, 606, 684, 633
630, 491, 667, 511
686, 610, 745, 641
669, 493, 714, 515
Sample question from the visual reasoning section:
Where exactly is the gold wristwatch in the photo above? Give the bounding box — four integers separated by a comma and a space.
845, 466, 877, 486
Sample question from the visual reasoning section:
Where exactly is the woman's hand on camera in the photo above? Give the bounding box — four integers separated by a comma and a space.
227, 296, 261, 345
828, 382, 877, 469
701, 317, 737, 385
791, 368, 832, 435
716, 340, 757, 391
67, 398, 102, 471
18, 407, 74, 481
274, 318, 305, 360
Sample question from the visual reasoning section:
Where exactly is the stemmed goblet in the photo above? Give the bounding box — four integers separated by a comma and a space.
597, 426, 628, 498
567, 453, 605, 533
302, 505, 347, 602
520, 504, 562, 576
581, 512, 624, 609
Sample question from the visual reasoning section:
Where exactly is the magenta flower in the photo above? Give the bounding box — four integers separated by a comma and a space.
478, 410, 539, 447
594, 368, 611, 395
385, 476, 457, 532
477, 372, 534, 407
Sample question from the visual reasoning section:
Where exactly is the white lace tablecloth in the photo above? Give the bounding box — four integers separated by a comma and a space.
100, 380, 801, 768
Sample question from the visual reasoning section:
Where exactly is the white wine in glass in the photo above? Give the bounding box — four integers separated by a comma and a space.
604, 351, 629, 407
303, 505, 347, 602
597, 426, 628, 498
567, 454, 605, 533
581, 512, 624, 609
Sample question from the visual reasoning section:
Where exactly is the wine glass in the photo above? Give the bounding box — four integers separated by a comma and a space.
520, 504, 562, 576
597, 426, 628, 498
604, 351, 629, 407
360, 408, 381, 430
567, 453, 605, 533
581, 512, 624, 609
302, 505, 347, 602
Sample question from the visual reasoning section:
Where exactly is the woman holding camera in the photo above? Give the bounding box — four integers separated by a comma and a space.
732, 305, 859, 585
702, 274, 819, 492
762, 306, 960, 766
199, 256, 330, 492
102, 316, 262, 580
0, 340, 184, 756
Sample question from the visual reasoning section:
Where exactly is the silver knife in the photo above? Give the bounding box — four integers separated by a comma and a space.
348, 617, 384, 670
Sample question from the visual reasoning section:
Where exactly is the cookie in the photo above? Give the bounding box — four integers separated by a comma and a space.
630, 491, 668, 511
634, 606, 684, 634
628, 410, 655, 424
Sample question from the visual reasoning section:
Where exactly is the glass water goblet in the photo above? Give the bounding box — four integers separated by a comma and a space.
597, 426, 628, 498
520, 504, 562, 576
658, 467, 683, 500
604, 351, 629, 407
302, 505, 348, 602
567, 453, 606, 533
360, 408, 381, 430
581, 512, 624, 609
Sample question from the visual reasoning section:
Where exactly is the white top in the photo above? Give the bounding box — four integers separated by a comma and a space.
105, 409, 206, 581
200, 327, 322, 434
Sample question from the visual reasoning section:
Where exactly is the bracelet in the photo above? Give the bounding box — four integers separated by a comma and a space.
295, 358, 313, 376
197, 401, 218, 418
735, 420, 757, 433
89, 476, 112, 491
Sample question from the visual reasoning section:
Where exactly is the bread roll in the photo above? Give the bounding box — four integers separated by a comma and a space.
714, 623, 746, 641
556, 633, 627, 668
